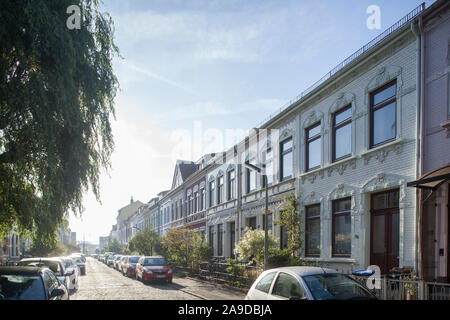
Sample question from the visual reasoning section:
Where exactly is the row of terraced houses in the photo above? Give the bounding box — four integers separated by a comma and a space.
107, 1, 450, 282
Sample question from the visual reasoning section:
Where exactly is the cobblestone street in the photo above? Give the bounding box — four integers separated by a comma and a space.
71, 258, 245, 300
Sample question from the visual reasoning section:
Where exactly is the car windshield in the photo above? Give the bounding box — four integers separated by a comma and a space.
129, 257, 139, 263
17, 261, 62, 276
0, 275, 46, 300
302, 274, 376, 300
62, 260, 73, 268
143, 258, 166, 266
73, 258, 83, 264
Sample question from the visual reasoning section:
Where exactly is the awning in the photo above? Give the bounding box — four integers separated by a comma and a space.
407, 164, 450, 190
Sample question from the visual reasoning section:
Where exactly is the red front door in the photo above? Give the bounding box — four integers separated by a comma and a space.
370, 189, 400, 274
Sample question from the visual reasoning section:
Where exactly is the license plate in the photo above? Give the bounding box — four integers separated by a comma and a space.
156, 275, 166, 279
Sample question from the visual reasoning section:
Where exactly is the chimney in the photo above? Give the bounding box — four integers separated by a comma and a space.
130, 196, 134, 204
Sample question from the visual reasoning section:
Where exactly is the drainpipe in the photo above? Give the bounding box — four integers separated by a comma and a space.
411, 18, 422, 278
419, 14, 425, 280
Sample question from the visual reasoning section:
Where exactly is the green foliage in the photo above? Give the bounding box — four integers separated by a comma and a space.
277, 193, 303, 258
0, 0, 119, 243
161, 228, 210, 268
103, 238, 122, 254
235, 227, 278, 266
128, 227, 160, 256
225, 258, 245, 287
27, 236, 81, 257
267, 248, 319, 268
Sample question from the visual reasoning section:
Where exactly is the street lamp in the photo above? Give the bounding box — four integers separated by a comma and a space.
243, 161, 269, 270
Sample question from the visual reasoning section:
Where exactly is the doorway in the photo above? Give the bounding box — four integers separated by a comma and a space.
370, 189, 400, 274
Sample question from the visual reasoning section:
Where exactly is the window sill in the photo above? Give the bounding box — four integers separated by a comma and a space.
302, 257, 357, 264
360, 138, 405, 158
299, 155, 357, 179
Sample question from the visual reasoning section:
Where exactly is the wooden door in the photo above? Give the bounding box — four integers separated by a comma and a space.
370, 190, 400, 274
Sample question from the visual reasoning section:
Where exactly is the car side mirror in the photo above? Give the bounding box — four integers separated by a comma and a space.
49, 288, 65, 298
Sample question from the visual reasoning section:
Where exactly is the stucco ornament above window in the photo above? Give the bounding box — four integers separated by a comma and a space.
361, 173, 407, 205
301, 190, 324, 206
280, 128, 293, 140
364, 66, 403, 105
328, 92, 356, 123
303, 110, 324, 130
226, 164, 235, 172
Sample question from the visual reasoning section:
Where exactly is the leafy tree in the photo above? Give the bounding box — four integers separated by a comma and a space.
0, 0, 119, 243
128, 227, 160, 256
161, 228, 209, 267
104, 238, 122, 254
235, 227, 278, 266
277, 193, 303, 259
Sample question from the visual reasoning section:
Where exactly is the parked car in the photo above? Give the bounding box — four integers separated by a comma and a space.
113, 255, 123, 270
17, 258, 72, 291
135, 256, 172, 284
118, 256, 127, 273
71, 256, 86, 276
71, 253, 86, 263
57, 257, 79, 293
245, 266, 378, 300
0, 266, 69, 300
121, 256, 140, 277
106, 254, 115, 267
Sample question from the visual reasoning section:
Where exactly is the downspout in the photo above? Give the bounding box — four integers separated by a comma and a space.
410, 18, 422, 278
419, 14, 425, 280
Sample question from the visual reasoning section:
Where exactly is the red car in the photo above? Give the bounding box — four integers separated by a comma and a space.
135, 256, 172, 284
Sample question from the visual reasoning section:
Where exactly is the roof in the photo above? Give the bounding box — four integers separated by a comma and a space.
171, 160, 200, 189
407, 164, 450, 190
178, 161, 199, 180
261, 266, 339, 277
0, 266, 43, 276
117, 200, 144, 223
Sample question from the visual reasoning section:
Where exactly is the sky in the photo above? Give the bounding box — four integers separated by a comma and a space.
68, 0, 436, 244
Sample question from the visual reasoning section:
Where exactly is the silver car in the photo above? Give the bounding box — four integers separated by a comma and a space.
17, 258, 73, 292
245, 266, 377, 300
58, 257, 79, 293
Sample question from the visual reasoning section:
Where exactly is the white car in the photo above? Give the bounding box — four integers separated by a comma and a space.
245, 266, 378, 300
17, 258, 73, 293
58, 257, 79, 293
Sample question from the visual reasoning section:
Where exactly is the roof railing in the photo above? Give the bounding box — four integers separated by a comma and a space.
256, 3, 425, 128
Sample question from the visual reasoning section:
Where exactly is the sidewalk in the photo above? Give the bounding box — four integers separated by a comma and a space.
173, 275, 246, 300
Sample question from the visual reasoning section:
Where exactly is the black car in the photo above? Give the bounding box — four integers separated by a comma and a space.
0, 266, 69, 300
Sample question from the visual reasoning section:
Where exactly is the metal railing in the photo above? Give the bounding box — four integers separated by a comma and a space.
353, 275, 450, 300
256, 3, 425, 128
174, 261, 263, 289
